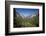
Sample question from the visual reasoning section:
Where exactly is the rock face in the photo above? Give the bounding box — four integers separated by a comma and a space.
16, 12, 21, 17
16, 12, 25, 19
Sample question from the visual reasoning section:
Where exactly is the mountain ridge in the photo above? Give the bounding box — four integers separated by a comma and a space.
16, 12, 37, 19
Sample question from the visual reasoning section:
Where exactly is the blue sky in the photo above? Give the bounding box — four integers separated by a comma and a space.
15, 8, 39, 17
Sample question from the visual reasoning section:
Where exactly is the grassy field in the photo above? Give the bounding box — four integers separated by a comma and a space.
14, 15, 39, 27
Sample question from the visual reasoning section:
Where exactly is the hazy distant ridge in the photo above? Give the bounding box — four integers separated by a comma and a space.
16, 12, 37, 19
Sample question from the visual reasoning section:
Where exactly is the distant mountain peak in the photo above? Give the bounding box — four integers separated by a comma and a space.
15, 12, 37, 19
25, 14, 36, 19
